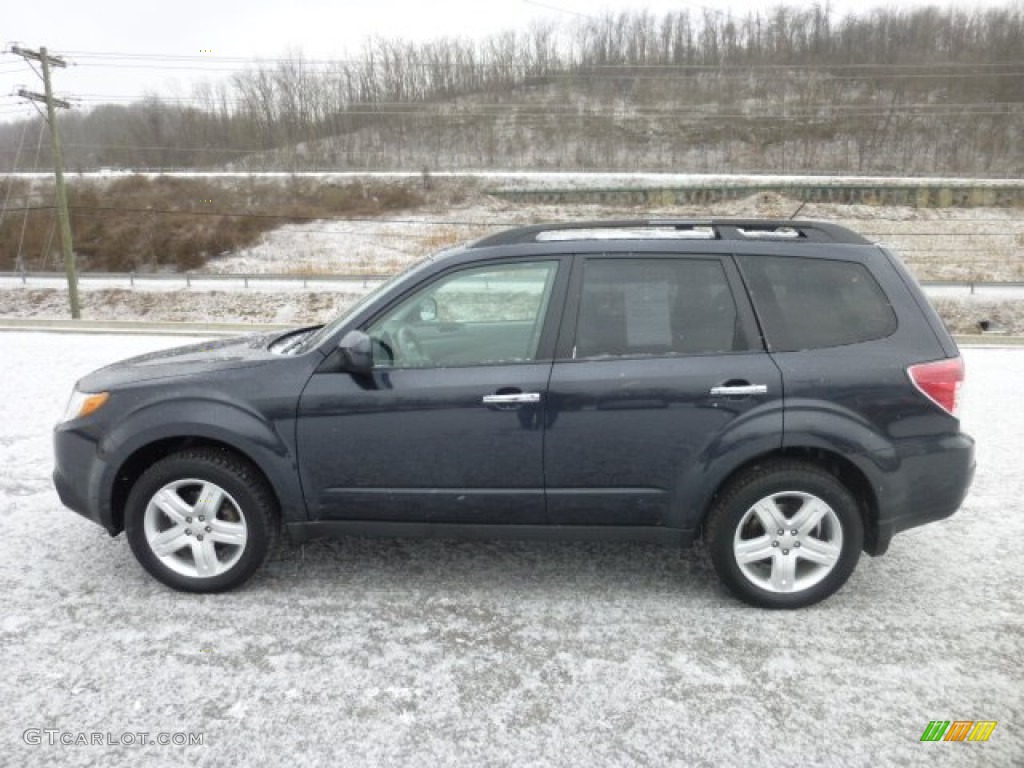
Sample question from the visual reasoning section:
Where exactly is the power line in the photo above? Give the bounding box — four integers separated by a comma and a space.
43, 141, 1024, 155
51, 49, 1024, 70
3, 204, 1021, 237
3, 205, 516, 228
57, 61, 1024, 82
521, 0, 597, 20
65, 95, 1024, 111
65, 205, 509, 226
38, 104, 1024, 120
14, 121, 46, 273
0, 117, 30, 230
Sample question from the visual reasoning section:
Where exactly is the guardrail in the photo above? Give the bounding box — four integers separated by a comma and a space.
0, 270, 389, 289
0, 317, 290, 336
3, 271, 1023, 295
917, 280, 1024, 297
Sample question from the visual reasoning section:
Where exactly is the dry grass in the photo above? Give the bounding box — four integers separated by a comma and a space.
932, 297, 1024, 335
0, 176, 425, 273
281, 264, 336, 277
417, 226, 472, 253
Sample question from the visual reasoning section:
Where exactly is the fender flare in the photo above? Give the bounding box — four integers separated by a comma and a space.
96, 395, 305, 528
679, 399, 895, 530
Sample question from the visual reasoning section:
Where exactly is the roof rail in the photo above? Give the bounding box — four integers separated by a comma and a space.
470, 219, 871, 247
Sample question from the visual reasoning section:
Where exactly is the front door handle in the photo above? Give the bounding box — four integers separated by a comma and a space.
482, 392, 542, 405
709, 384, 768, 396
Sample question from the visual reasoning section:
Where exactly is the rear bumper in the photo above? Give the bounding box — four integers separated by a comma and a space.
864, 431, 975, 556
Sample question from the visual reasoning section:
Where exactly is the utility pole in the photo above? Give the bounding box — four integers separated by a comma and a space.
12, 45, 80, 319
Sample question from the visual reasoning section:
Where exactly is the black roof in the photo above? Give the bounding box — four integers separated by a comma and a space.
470, 219, 871, 248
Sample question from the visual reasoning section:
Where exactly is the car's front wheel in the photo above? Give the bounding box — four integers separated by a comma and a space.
125, 449, 278, 592
705, 461, 863, 609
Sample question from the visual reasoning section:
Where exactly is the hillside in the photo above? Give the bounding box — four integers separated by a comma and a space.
1, 4, 1022, 176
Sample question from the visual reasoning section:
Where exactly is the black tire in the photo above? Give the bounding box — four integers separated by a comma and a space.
125, 448, 278, 593
705, 460, 863, 609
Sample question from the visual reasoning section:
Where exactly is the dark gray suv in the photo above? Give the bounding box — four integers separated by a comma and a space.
53, 219, 975, 608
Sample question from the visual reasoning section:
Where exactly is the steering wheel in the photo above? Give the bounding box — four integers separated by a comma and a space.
396, 326, 430, 366
374, 331, 396, 366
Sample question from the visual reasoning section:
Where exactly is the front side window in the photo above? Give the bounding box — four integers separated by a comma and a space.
365, 261, 558, 368
573, 257, 745, 359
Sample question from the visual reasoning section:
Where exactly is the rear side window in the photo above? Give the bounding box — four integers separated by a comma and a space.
574, 257, 746, 358
738, 255, 896, 351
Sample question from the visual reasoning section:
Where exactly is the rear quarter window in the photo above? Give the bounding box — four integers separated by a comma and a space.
738, 255, 896, 351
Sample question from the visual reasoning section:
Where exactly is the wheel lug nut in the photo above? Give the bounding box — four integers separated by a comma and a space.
198, 516, 205, 522
205, 525, 212, 532
197, 534, 204, 541
782, 549, 789, 555
791, 530, 797, 536
772, 541, 779, 547
777, 529, 784, 536
185, 528, 192, 536
794, 541, 801, 548
186, 517, 192, 523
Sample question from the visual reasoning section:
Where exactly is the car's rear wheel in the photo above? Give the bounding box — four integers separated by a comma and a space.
125, 449, 278, 592
705, 461, 863, 609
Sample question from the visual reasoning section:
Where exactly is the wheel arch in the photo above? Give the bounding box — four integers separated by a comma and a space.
109, 436, 284, 535
699, 447, 880, 553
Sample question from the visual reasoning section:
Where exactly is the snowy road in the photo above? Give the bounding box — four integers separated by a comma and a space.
0, 333, 1021, 767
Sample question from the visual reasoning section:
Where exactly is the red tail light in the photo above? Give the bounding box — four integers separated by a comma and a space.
907, 357, 964, 417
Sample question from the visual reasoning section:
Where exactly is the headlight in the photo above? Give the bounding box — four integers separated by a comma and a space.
61, 390, 109, 423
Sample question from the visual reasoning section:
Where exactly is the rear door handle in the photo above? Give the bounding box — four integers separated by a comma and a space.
482, 392, 541, 405
709, 384, 768, 396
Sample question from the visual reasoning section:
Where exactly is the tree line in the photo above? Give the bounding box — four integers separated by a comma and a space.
1, 3, 1022, 175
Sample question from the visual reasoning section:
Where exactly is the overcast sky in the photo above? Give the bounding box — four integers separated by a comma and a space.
1, 0, 1018, 121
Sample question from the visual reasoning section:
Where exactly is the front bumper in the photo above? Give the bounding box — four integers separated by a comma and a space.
53, 427, 119, 535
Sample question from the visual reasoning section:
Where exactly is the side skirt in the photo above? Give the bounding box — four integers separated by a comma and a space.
285, 521, 695, 547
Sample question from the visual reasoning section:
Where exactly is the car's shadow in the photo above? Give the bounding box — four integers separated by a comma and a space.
261, 535, 719, 596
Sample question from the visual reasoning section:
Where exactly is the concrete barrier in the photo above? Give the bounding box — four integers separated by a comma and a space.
489, 184, 1024, 207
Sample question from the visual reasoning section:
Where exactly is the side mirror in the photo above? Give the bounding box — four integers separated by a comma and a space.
337, 330, 373, 375
417, 297, 437, 323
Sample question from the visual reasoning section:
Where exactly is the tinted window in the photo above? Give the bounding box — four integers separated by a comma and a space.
574, 258, 745, 359
366, 261, 558, 367
739, 255, 896, 351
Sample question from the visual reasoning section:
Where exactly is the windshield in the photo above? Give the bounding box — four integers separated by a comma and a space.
296, 256, 435, 353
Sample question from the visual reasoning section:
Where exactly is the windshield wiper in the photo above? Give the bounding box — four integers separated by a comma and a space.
274, 328, 318, 355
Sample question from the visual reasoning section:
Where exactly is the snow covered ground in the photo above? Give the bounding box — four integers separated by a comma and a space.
0, 333, 1021, 767
197, 195, 1024, 282
6, 170, 1024, 189
0, 274, 386, 294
